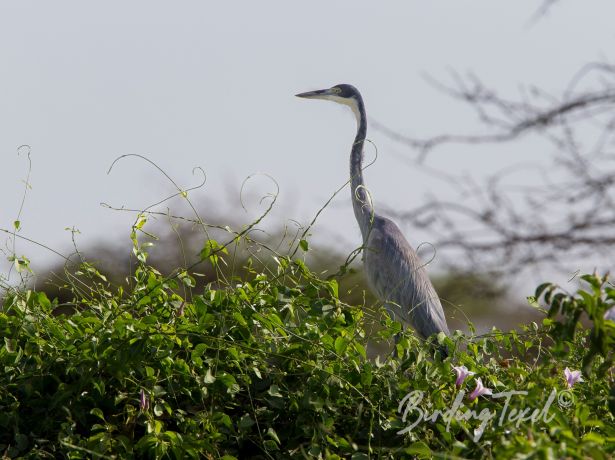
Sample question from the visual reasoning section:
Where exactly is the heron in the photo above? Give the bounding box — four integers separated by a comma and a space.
296, 84, 450, 353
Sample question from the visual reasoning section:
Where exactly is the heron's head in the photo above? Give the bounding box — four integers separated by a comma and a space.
296, 84, 363, 124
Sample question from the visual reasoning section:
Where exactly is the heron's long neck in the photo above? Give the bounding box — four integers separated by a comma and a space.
349, 100, 373, 241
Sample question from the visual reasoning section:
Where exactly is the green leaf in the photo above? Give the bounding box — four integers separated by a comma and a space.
4, 337, 16, 353
405, 441, 431, 457
266, 427, 281, 445
328, 279, 339, 298
13, 256, 31, 273
192, 343, 208, 360
268, 384, 283, 398
582, 432, 605, 444
334, 336, 349, 355
154, 404, 164, 417
535, 282, 553, 299
232, 311, 248, 327
135, 214, 147, 229
238, 414, 255, 430
204, 368, 216, 384
351, 454, 369, 460
90, 408, 106, 421
354, 342, 367, 359
299, 239, 309, 251
252, 366, 262, 379
199, 239, 228, 262
527, 295, 539, 308
360, 363, 372, 387
217, 372, 238, 393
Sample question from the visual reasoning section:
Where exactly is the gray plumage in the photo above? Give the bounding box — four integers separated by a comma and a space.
363, 215, 450, 339
296, 84, 450, 342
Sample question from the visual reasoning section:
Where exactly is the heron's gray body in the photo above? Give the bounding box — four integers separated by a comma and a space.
363, 215, 450, 338
296, 84, 450, 341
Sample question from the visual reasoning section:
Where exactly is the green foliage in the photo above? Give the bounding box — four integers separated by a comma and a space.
0, 241, 614, 458
535, 273, 615, 375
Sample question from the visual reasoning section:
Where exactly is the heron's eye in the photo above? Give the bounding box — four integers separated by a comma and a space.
331, 87, 342, 94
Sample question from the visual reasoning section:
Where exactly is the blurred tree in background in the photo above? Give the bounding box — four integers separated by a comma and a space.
33, 202, 537, 343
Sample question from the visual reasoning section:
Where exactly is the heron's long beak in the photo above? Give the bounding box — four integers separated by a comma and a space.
295, 88, 332, 99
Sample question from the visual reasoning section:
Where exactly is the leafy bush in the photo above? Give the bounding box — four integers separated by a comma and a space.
1, 231, 614, 458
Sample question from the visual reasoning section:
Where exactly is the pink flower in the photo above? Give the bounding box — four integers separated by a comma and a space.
452, 365, 475, 387
140, 389, 150, 411
468, 378, 492, 401
564, 367, 583, 388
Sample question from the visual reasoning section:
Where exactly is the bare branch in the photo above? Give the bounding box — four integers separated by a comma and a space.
375, 63, 615, 276
527, 0, 562, 26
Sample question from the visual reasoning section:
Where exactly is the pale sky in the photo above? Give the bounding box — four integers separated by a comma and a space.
1, 1, 614, 287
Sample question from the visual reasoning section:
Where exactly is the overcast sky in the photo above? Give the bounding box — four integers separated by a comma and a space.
1, 1, 614, 285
